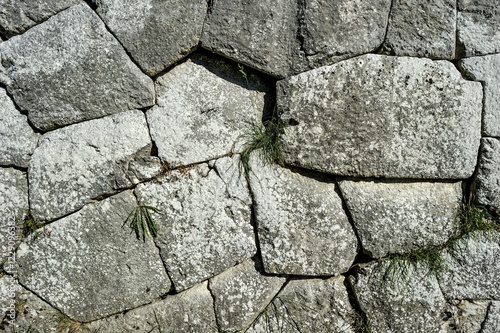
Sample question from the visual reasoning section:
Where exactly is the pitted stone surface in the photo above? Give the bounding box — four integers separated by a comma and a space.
278, 54, 482, 179
475, 138, 500, 215
147, 55, 268, 168
96, 0, 207, 76
0, 275, 16, 325
0, 84, 39, 168
209, 259, 286, 332
16, 191, 171, 322
449, 300, 490, 333
29, 110, 153, 222
351, 261, 449, 333
0, 3, 154, 131
438, 231, 500, 300
460, 55, 500, 137
135, 155, 256, 291
338, 180, 462, 258
0, 0, 81, 37
249, 152, 357, 276
382, 0, 456, 58
247, 276, 355, 333
483, 301, 500, 333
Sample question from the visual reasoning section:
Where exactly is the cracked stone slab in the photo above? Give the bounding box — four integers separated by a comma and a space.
16, 191, 171, 322
438, 231, 500, 300
0, 3, 154, 131
278, 54, 482, 179
209, 259, 286, 332
249, 152, 357, 276
382, 0, 456, 58
96, 0, 207, 76
135, 155, 256, 291
483, 301, 500, 333
350, 261, 449, 333
0, 87, 39, 168
474, 138, 500, 216
338, 180, 462, 258
28, 110, 157, 222
460, 55, 500, 137
147, 54, 268, 168
247, 276, 356, 333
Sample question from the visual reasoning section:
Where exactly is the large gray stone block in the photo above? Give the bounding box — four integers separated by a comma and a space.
249, 152, 357, 276
96, 0, 207, 76
0, 3, 154, 131
29, 110, 156, 222
338, 180, 462, 258
16, 191, 171, 322
475, 138, 500, 216
278, 54, 482, 179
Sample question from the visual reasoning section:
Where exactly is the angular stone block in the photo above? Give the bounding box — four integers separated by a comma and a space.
475, 138, 500, 216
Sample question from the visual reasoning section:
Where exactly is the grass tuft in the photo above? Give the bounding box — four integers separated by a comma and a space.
124, 205, 160, 242
456, 197, 498, 236
17, 210, 46, 239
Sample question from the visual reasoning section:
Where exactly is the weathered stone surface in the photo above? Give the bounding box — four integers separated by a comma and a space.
16, 191, 171, 322
0, 87, 39, 168
458, 0, 500, 57
475, 138, 500, 216
96, 0, 207, 76
382, 0, 456, 58
247, 276, 355, 333
87, 282, 217, 333
449, 300, 490, 333
147, 55, 268, 168
338, 180, 462, 258
29, 110, 154, 222
483, 301, 500, 333
438, 231, 500, 300
0, 4, 154, 131
249, 152, 357, 275
136, 156, 256, 291
278, 54, 482, 179
0, 275, 16, 327
0, 0, 81, 37
209, 259, 286, 332
351, 261, 449, 333
460, 55, 500, 137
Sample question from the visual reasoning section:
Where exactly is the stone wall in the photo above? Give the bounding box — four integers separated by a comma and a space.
0, 1, 499, 332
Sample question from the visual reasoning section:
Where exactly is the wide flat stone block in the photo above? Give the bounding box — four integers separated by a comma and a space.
475, 138, 500, 215
278, 54, 482, 179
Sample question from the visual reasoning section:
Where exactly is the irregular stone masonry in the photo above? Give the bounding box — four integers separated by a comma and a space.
0, 1, 499, 332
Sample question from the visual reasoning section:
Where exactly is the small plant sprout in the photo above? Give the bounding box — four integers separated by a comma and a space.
17, 210, 46, 239
124, 205, 160, 241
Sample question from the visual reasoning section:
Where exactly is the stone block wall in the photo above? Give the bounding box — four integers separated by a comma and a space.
0, 1, 499, 332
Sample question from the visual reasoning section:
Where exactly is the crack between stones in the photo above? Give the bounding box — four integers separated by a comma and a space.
342, 272, 371, 333
454, 0, 459, 59
206, 279, 223, 332
374, 0, 394, 55
478, 302, 493, 333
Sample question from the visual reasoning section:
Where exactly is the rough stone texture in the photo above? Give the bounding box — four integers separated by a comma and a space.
338, 180, 462, 258
278, 54, 482, 179
147, 55, 268, 168
209, 259, 286, 332
96, 0, 207, 76
247, 276, 355, 333
457, 0, 500, 57
29, 110, 155, 222
475, 138, 500, 216
0, 4, 154, 131
0, 0, 81, 37
249, 152, 357, 275
351, 261, 449, 333
460, 55, 500, 137
438, 231, 500, 300
0, 275, 16, 327
87, 282, 217, 333
0, 87, 39, 168
449, 300, 490, 333
483, 301, 500, 333
16, 191, 171, 322
136, 156, 256, 291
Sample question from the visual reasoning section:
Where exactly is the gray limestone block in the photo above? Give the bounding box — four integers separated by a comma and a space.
382, 0, 456, 58
16, 190, 172, 322
249, 152, 357, 276
209, 259, 286, 332
483, 301, 500, 333
350, 261, 449, 333
147, 54, 268, 168
96, 0, 207, 76
438, 231, 500, 300
460, 55, 500, 137
0, 0, 81, 37
338, 180, 462, 258
0, 3, 154, 131
0, 87, 39, 168
278, 54, 482, 179
28, 110, 154, 222
135, 155, 256, 292
475, 138, 500, 216
247, 276, 356, 333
